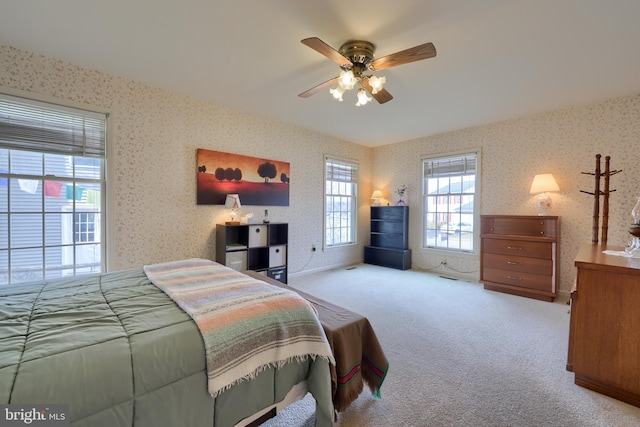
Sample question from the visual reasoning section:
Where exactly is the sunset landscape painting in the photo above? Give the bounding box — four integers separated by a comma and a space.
196, 149, 290, 206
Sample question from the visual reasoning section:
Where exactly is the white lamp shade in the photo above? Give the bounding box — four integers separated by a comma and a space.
224, 194, 241, 209
530, 174, 560, 194
371, 190, 383, 206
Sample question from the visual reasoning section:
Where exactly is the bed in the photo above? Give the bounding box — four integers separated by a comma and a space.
0, 259, 335, 427
243, 271, 389, 413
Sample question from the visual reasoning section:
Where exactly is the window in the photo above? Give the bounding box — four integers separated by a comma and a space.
423, 151, 479, 252
74, 213, 97, 243
324, 156, 358, 247
0, 94, 106, 285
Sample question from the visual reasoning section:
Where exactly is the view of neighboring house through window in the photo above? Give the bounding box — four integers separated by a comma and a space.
0, 94, 106, 285
423, 151, 479, 252
324, 156, 358, 247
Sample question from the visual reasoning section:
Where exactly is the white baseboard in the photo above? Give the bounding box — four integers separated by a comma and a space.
289, 259, 362, 278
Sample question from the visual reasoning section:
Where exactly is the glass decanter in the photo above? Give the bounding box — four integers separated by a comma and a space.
625, 197, 640, 257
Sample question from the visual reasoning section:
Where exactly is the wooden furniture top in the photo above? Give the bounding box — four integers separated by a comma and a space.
481, 215, 558, 240
574, 244, 640, 275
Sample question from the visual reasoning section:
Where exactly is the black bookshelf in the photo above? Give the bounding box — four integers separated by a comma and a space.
364, 206, 411, 270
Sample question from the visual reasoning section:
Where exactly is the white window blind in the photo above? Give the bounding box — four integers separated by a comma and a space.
0, 94, 106, 285
326, 158, 358, 184
424, 154, 477, 178
0, 94, 106, 158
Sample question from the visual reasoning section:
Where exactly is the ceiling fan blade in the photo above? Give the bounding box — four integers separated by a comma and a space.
361, 79, 393, 104
301, 37, 353, 68
369, 42, 436, 71
298, 77, 340, 98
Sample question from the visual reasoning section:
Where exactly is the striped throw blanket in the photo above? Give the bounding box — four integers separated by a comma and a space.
143, 259, 334, 397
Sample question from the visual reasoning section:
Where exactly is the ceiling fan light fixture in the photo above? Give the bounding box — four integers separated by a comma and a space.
338, 69, 357, 90
355, 88, 372, 106
299, 37, 435, 106
329, 85, 345, 101
367, 75, 386, 94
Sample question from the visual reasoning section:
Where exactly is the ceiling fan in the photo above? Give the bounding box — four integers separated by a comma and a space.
298, 37, 437, 106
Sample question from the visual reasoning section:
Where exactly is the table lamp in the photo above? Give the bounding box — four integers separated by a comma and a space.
371, 190, 383, 206
530, 174, 559, 216
224, 194, 241, 224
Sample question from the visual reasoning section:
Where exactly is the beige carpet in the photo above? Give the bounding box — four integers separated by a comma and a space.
262, 264, 640, 427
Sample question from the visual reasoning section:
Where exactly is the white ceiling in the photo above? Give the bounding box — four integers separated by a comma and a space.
1, 0, 640, 147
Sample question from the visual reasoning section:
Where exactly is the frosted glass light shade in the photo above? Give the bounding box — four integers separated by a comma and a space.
367, 75, 386, 94
338, 70, 356, 90
355, 88, 372, 106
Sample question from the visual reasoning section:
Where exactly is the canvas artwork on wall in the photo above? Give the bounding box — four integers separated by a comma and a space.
196, 149, 290, 206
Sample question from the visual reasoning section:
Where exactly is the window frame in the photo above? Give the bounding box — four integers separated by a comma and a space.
421, 149, 480, 254
0, 91, 108, 285
324, 155, 358, 249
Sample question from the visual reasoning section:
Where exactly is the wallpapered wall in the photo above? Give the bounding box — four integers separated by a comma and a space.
0, 44, 372, 274
373, 93, 640, 293
2, 43, 639, 294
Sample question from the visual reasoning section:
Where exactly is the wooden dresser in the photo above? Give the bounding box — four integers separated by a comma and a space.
567, 244, 640, 407
480, 215, 558, 301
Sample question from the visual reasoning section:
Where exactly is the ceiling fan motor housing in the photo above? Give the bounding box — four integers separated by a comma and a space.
339, 40, 375, 69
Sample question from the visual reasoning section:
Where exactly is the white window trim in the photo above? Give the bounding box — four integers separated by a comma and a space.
0, 86, 110, 280
323, 154, 359, 249
421, 148, 481, 257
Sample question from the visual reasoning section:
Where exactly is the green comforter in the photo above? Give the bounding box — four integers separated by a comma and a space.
0, 268, 334, 427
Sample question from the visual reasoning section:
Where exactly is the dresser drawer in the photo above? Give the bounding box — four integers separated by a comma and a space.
482, 252, 553, 275
482, 238, 553, 259
482, 216, 556, 238
482, 267, 552, 292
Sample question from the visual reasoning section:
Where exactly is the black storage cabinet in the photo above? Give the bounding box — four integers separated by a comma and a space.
364, 206, 411, 270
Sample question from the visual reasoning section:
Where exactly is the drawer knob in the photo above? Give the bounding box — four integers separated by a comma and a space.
507, 261, 521, 265
506, 275, 522, 281
507, 246, 523, 250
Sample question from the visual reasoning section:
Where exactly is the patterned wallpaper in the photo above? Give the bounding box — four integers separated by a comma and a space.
0, 44, 372, 274
2, 43, 639, 294
373, 93, 640, 293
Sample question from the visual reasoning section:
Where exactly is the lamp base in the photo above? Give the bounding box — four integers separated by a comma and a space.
535, 193, 552, 216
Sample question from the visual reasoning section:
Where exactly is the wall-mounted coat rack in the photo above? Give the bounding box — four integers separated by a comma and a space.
580, 154, 622, 245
